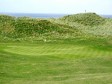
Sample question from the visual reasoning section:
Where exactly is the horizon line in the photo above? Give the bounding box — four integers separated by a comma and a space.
0, 12, 112, 15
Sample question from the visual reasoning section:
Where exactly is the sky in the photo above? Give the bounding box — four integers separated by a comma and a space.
0, 0, 112, 14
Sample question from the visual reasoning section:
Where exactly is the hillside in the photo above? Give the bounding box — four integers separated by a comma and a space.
60, 13, 105, 26
50, 13, 112, 38
0, 14, 81, 42
0, 13, 112, 42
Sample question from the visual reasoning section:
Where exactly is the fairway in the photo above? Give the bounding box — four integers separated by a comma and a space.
0, 43, 112, 84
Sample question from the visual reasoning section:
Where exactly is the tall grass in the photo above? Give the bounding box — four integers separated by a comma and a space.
0, 13, 112, 42
60, 13, 105, 26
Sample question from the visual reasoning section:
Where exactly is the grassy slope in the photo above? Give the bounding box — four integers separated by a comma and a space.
0, 15, 81, 42
0, 13, 112, 84
59, 13, 105, 26
50, 13, 112, 39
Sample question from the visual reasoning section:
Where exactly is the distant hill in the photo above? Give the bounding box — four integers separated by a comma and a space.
0, 13, 112, 42
0, 14, 80, 40
60, 13, 105, 26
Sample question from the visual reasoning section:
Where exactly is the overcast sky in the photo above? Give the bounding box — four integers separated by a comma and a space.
0, 0, 112, 14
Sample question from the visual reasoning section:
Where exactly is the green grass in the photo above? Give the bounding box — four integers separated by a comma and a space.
0, 13, 112, 84
0, 14, 80, 39
60, 13, 105, 26
0, 41, 112, 84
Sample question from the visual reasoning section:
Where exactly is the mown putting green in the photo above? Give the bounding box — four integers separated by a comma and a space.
4, 44, 112, 58
0, 43, 112, 84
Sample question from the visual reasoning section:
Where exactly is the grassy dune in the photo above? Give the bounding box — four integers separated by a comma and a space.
0, 13, 112, 84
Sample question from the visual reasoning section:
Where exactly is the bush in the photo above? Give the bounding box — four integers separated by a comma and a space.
0, 15, 15, 37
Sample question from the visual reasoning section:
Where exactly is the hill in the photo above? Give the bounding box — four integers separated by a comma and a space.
60, 13, 105, 26
0, 14, 81, 42
0, 13, 112, 42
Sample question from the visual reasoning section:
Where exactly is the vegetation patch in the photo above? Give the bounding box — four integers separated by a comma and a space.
0, 15, 80, 39
60, 13, 105, 26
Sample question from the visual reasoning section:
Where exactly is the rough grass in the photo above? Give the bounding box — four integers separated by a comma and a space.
0, 15, 80, 39
0, 13, 112, 41
50, 16, 112, 38
60, 13, 105, 26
